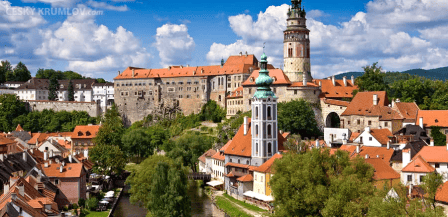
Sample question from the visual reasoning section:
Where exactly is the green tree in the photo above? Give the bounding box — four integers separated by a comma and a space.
48, 76, 59, 101
270, 149, 375, 216
63, 71, 83, 80
96, 78, 106, 83
353, 63, 388, 96
277, 99, 321, 138
90, 143, 126, 176
0, 94, 28, 132
430, 126, 446, 146
12, 62, 31, 82
422, 172, 444, 209
93, 104, 124, 147
68, 80, 75, 101
200, 100, 226, 123
36, 69, 64, 80
166, 132, 213, 172
122, 128, 154, 160
0, 60, 12, 84
283, 134, 308, 154
147, 162, 191, 217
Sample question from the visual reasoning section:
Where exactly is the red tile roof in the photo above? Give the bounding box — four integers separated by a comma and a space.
71, 125, 101, 139
338, 145, 357, 156
225, 162, 252, 169
237, 174, 253, 182
402, 155, 435, 173
322, 98, 350, 107
198, 149, 217, 163
356, 146, 395, 163
28, 132, 73, 145
212, 140, 232, 161
365, 158, 400, 180
412, 146, 448, 163
370, 129, 393, 145
252, 153, 282, 173
289, 82, 319, 87
41, 163, 85, 178
0, 136, 15, 145
394, 102, 419, 122
436, 181, 448, 203
225, 172, 235, 177
341, 91, 390, 116
227, 86, 243, 99
349, 133, 360, 143
15, 124, 24, 132
242, 69, 291, 86
416, 110, 448, 128
314, 79, 358, 99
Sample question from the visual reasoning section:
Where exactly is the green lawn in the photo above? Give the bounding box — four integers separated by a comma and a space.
223, 193, 266, 212
85, 210, 109, 217
215, 196, 253, 217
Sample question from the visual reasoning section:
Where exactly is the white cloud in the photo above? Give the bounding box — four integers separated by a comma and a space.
0, 1, 46, 29
154, 24, 195, 67
307, 10, 329, 19
86, 1, 129, 11
21, 0, 79, 7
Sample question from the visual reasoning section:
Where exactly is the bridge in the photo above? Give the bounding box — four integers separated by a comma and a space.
188, 172, 211, 182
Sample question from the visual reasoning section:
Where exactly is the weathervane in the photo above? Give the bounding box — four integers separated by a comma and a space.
263, 42, 266, 53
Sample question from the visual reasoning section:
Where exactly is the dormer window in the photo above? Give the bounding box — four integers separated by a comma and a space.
86, 131, 91, 136
78, 131, 83, 136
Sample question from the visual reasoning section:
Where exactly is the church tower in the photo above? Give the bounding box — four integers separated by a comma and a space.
283, 0, 312, 83
251, 53, 278, 166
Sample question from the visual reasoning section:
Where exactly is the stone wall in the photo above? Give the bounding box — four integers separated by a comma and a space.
27, 100, 100, 117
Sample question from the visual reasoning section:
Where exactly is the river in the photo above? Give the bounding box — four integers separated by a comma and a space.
112, 181, 226, 217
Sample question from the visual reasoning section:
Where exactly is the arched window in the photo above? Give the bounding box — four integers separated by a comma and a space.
267, 106, 272, 120
268, 143, 272, 156
255, 107, 259, 119
267, 125, 272, 138
218, 78, 220, 86
255, 143, 259, 155
255, 125, 259, 136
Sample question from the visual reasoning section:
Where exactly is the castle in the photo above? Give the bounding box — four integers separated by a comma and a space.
114, 0, 357, 127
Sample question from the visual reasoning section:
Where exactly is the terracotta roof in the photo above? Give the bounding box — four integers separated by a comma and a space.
314, 79, 358, 99
412, 146, 448, 163
15, 124, 24, 132
252, 153, 282, 173
41, 162, 84, 178
212, 140, 232, 161
289, 82, 319, 87
227, 86, 244, 99
304, 140, 327, 148
0, 136, 15, 145
341, 91, 390, 116
365, 158, 400, 180
242, 69, 291, 86
71, 125, 101, 139
370, 129, 393, 145
322, 98, 350, 107
28, 132, 73, 145
349, 133, 360, 142
225, 162, 252, 169
416, 110, 448, 128
236, 174, 253, 182
436, 181, 448, 203
394, 102, 419, 121
57, 140, 71, 150
366, 105, 403, 120
74, 152, 94, 170
402, 155, 435, 173
225, 171, 235, 177
198, 149, 217, 163
338, 145, 357, 156
282, 132, 290, 139
356, 146, 395, 163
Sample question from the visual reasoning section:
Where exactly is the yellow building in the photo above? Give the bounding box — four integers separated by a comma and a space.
252, 153, 282, 196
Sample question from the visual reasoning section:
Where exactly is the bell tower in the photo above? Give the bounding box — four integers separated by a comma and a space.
251, 53, 278, 166
283, 0, 312, 82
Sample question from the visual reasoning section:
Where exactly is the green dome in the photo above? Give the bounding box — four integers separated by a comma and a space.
253, 53, 276, 99
261, 53, 267, 61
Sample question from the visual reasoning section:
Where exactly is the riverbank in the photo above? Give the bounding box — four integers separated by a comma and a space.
207, 189, 269, 217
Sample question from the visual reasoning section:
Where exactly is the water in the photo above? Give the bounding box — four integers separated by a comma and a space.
113, 181, 226, 217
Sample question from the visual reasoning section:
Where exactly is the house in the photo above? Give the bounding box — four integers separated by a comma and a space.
323, 127, 351, 147
198, 149, 217, 173
211, 141, 231, 183
391, 125, 430, 147
339, 144, 395, 163
71, 125, 101, 152
251, 153, 282, 197
4, 81, 25, 89
390, 140, 427, 172
340, 91, 405, 133
41, 161, 87, 204
74, 151, 94, 171
15, 78, 49, 101
0, 152, 37, 185
352, 127, 393, 147
365, 158, 400, 189
0, 176, 59, 217
0, 136, 17, 154
391, 100, 420, 127
416, 110, 448, 136
92, 82, 114, 110
226, 86, 244, 118
38, 139, 70, 158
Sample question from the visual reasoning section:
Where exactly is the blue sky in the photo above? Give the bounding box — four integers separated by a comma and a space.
2, 0, 448, 81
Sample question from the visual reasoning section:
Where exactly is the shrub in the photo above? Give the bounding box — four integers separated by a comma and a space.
78, 198, 86, 208
86, 197, 99, 211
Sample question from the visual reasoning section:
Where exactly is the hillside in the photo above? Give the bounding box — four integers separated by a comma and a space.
332, 67, 448, 81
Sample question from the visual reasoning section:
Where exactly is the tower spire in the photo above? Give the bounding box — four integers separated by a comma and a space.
253, 53, 275, 99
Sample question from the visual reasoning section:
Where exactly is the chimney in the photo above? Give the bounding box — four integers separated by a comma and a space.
0, 154, 3, 162
22, 152, 26, 162
315, 139, 319, 148
392, 99, 395, 108
44, 150, 48, 161
365, 126, 370, 133
187, 64, 190, 67
318, 81, 322, 87
343, 76, 347, 86
373, 94, 378, 106
18, 185, 24, 196
419, 117, 424, 129
245, 51, 248, 57
84, 149, 89, 159
44, 162, 48, 168
430, 139, 434, 146
30, 149, 33, 154
60, 165, 63, 173
402, 148, 411, 167
243, 117, 249, 136
118, 70, 120, 76
3, 183, 9, 194
331, 76, 335, 86
356, 145, 360, 154
387, 140, 390, 150
365, 154, 369, 159
50, 149, 53, 158
132, 69, 135, 78
351, 75, 355, 84
239, 52, 242, 56
303, 72, 307, 86
69, 155, 72, 163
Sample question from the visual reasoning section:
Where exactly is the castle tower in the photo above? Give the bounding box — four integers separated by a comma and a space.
251, 53, 278, 166
283, 0, 312, 82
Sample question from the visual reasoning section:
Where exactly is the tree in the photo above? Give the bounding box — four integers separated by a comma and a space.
283, 134, 308, 154
48, 76, 59, 101
96, 78, 106, 83
166, 132, 213, 172
0, 94, 28, 132
121, 128, 154, 160
90, 143, 126, 176
68, 80, 75, 101
94, 104, 124, 147
430, 126, 446, 146
0, 60, 12, 84
354, 63, 388, 95
422, 172, 444, 209
12, 62, 31, 82
270, 149, 375, 216
277, 99, 321, 138
200, 100, 226, 123
63, 71, 83, 80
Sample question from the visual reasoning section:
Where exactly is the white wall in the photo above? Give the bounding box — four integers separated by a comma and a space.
324, 128, 350, 146
253, 171, 265, 195
212, 158, 225, 182
353, 130, 382, 147
401, 172, 428, 186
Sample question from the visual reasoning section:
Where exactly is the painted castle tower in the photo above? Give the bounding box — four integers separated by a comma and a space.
283, 0, 312, 83
251, 53, 278, 166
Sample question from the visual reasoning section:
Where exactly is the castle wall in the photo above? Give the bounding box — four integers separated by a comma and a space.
27, 100, 100, 117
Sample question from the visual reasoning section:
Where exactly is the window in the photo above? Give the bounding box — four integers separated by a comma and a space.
230, 159, 232, 163
261, 176, 263, 182
268, 143, 272, 156
255, 107, 259, 119
255, 174, 257, 181
360, 137, 363, 143
368, 121, 371, 125
256, 143, 259, 155
357, 119, 361, 125
369, 137, 372, 141
54, 179, 59, 185
407, 175, 412, 182
267, 106, 272, 119
385, 122, 388, 127
420, 175, 424, 183
294, 90, 297, 95
249, 88, 251, 94
435, 163, 440, 168
348, 121, 351, 125
267, 125, 272, 138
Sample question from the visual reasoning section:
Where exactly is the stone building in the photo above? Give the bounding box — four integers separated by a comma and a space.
226, 86, 244, 118
113, 54, 265, 125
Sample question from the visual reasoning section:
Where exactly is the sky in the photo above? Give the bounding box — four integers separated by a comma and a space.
1, 0, 448, 81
